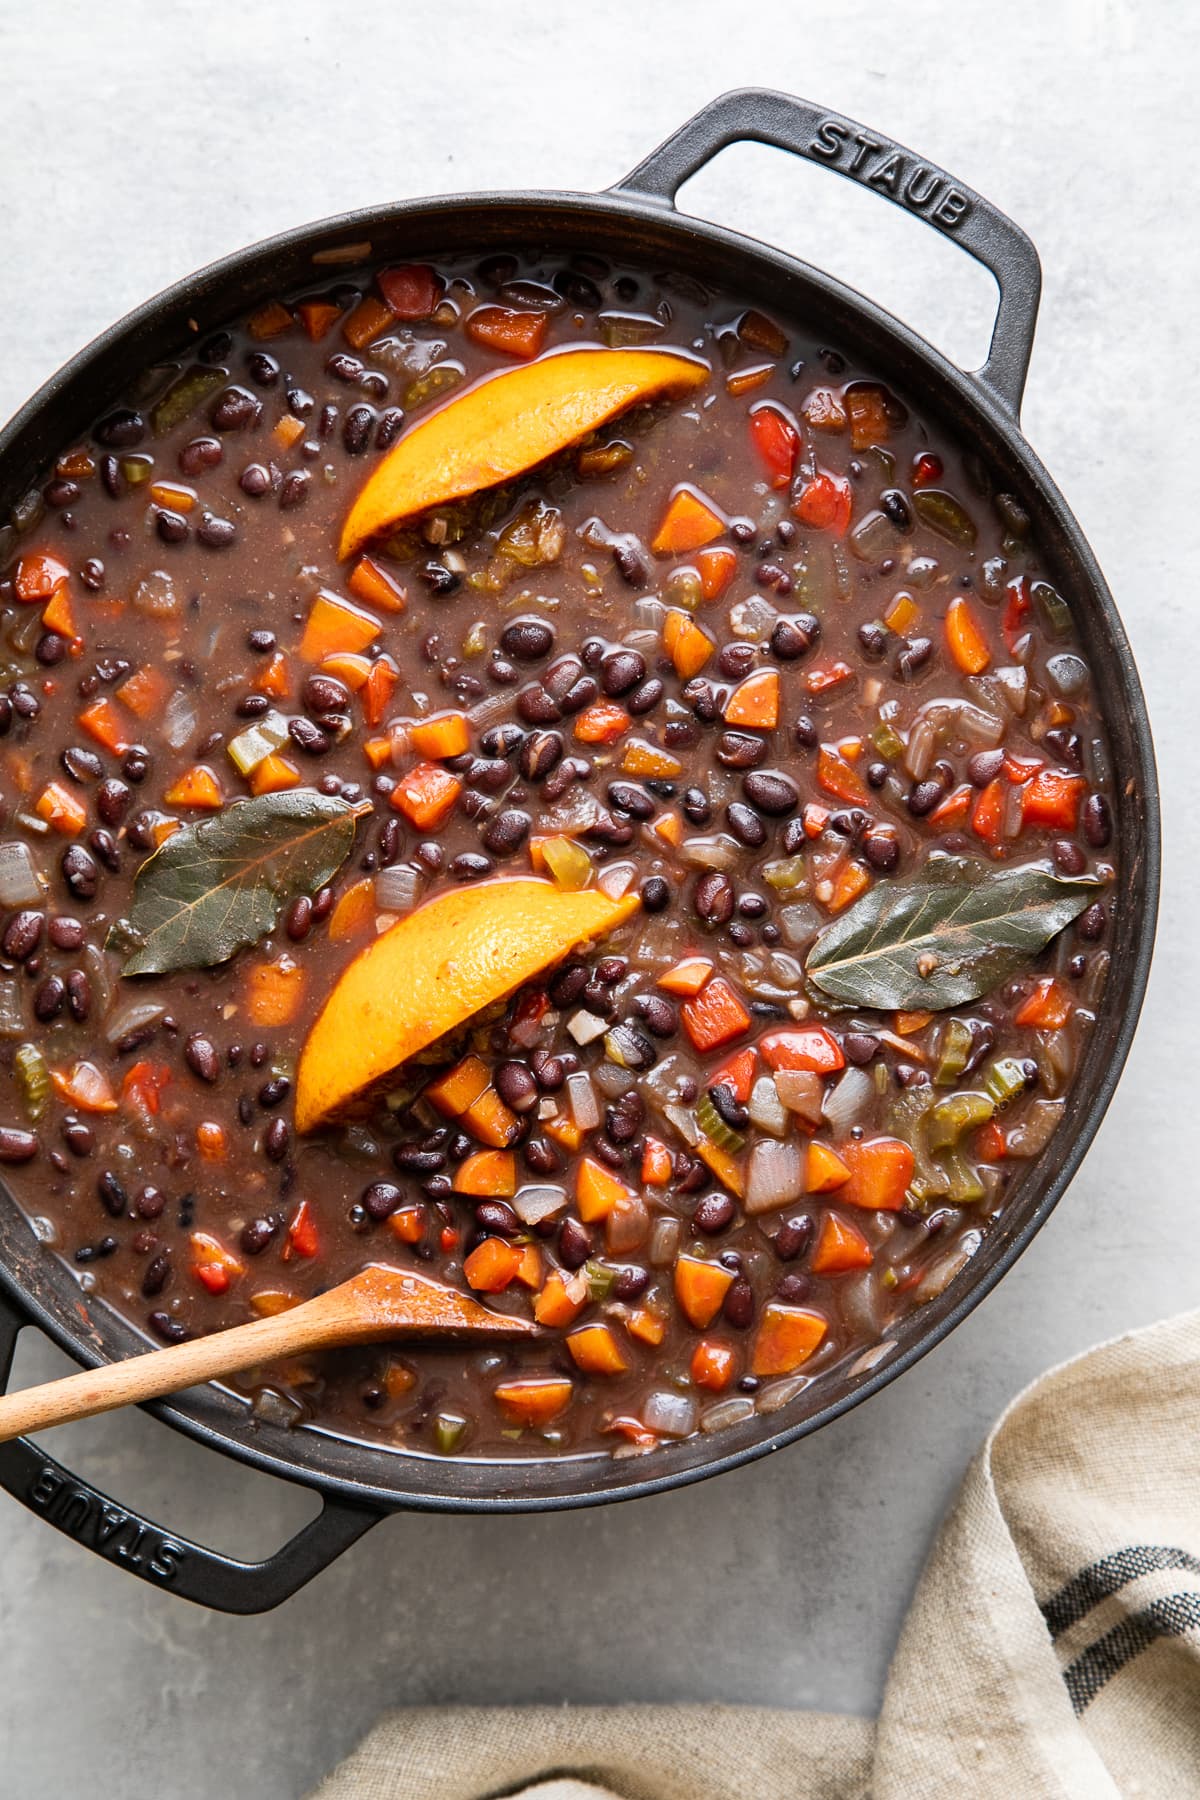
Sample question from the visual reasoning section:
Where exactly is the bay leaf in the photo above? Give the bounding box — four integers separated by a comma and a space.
116, 791, 363, 977
805, 863, 1099, 1011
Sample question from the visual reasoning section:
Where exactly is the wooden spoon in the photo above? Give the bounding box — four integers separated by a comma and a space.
0, 1264, 539, 1444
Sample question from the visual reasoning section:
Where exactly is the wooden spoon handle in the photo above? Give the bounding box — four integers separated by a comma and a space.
0, 1300, 341, 1444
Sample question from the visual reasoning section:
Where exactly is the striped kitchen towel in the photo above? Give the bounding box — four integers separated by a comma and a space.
313, 1309, 1200, 1799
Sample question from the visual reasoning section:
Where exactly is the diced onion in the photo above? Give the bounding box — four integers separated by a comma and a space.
648, 1216, 682, 1266
566, 1070, 600, 1130
596, 860, 636, 900
566, 1009, 607, 1046
822, 1068, 873, 1135
663, 1102, 699, 1146
373, 864, 422, 913
592, 1061, 635, 1098
680, 834, 740, 871
0, 841, 43, 907
103, 1000, 168, 1047
847, 1340, 896, 1378
227, 710, 289, 776
162, 688, 198, 751
467, 693, 513, 732
642, 1390, 698, 1438
779, 902, 822, 948
748, 1075, 788, 1138
773, 1069, 824, 1125
729, 596, 777, 640
512, 1185, 567, 1226
641, 1053, 688, 1107
756, 1372, 813, 1414
0, 979, 25, 1039
700, 1396, 756, 1432
745, 1140, 803, 1214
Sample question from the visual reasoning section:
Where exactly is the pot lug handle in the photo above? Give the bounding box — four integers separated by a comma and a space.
613, 87, 1041, 419
0, 1290, 378, 1613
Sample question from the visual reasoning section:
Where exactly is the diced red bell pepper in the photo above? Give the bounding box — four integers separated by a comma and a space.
710, 1046, 758, 1105
283, 1199, 320, 1260
749, 403, 800, 488
680, 977, 751, 1053
971, 778, 1006, 845
759, 1027, 845, 1074
792, 471, 852, 536
1014, 977, 1074, 1030
377, 264, 441, 320
1021, 770, 1085, 831
1003, 576, 1032, 655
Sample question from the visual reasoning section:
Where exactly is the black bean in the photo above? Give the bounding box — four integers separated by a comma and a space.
36, 632, 70, 666
263, 1117, 290, 1163
359, 1181, 402, 1222
967, 749, 1005, 787
600, 650, 646, 696
0, 694, 11, 737
450, 851, 493, 881
500, 617, 555, 661
516, 730, 562, 782
776, 1272, 812, 1304
258, 1076, 290, 1109
726, 801, 767, 847
682, 787, 711, 827
475, 1200, 521, 1238
612, 1266, 650, 1301
627, 677, 664, 715
482, 809, 530, 856
1077, 901, 1107, 941
61, 844, 99, 901
34, 976, 65, 1022
490, 1061, 534, 1113
694, 1192, 735, 1234
149, 1312, 189, 1344
239, 462, 272, 497
95, 408, 146, 448
864, 830, 900, 872
558, 1216, 592, 1268
896, 635, 934, 680
122, 748, 150, 783
718, 643, 756, 681
3, 910, 44, 961
178, 436, 222, 477
393, 1143, 446, 1175
153, 506, 187, 547
0, 1126, 38, 1163
98, 1170, 129, 1217
773, 1216, 814, 1261
45, 478, 79, 508
99, 453, 125, 498
857, 621, 888, 661
184, 1033, 220, 1083
907, 779, 945, 817
1083, 793, 1112, 848
605, 1090, 644, 1143
287, 716, 330, 757
375, 407, 405, 450
522, 1137, 562, 1177
880, 488, 913, 530
694, 869, 735, 925
769, 614, 818, 661
717, 732, 767, 769
843, 1033, 879, 1065
612, 537, 653, 587
631, 877, 667, 918
198, 513, 237, 548
342, 403, 374, 455
604, 781, 651, 821
738, 892, 767, 918
66, 970, 90, 1021
63, 1120, 93, 1157
560, 675, 599, 715
79, 558, 105, 592
95, 778, 131, 826
141, 1253, 172, 1297
673, 1150, 707, 1193
742, 769, 799, 815
89, 830, 120, 873
723, 1277, 755, 1329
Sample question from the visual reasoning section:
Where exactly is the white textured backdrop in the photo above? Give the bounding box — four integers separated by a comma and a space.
0, 2, 1192, 1795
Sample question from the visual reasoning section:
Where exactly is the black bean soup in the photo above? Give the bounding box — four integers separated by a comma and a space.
0, 250, 1115, 1459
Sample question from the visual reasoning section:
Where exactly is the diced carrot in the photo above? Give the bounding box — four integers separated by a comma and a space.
425, 1054, 491, 1117
390, 762, 462, 830
382, 1360, 418, 1397
1003, 754, 1042, 785
42, 584, 78, 639
388, 1202, 428, 1245
244, 955, 305, 1026
653, 810, 682, 848
810, 1212, 873, 1274
641, 1136, 673, 1186
151, 817, 181, 848
626, 1307, 668, 1347
723, 668, 779, 730
283, 1199, 319, 1260
929, 783, 973, 828
514, 1242, 543, 1290
342, 294, 395, 350
544, 1112, 586, 1153
533, 1268, 589, 1328
322, 651, 372, 691
250, 1288, 302, 1317
621, 738, 683, 779
884, 591, 919, 634
299, 591, 381, 662
566, 1323, 629, 1376
657, 957, 714, 997
454, 1151, 517, 1198
760, 1027, 845, 1074
120, 1060, 171, 1120
804, 661, 854, 697
362, 736, 393, 771
257, 651, 290, 698
674, 1253, 735, 1328
691, 1338, 737, 1391
727, 363, 774, 396
697, 1135, 744, 1197
327, 876, 376, 941
163, 764, 223, 809
945, 596, 991, 674
493, 1375, 573, 1427
803, 802, 830, 838
651, 485, 726, 556
711, 1046, 758, 1106
827, 862, 870, 914
408, 710, 470, 759
680, 976, 751, 1052
661, 608, 715, 680
348, 554, 407, 613
15, 549, 71, 603
805, 1141, 851, 1193
840, 1137, 915, 1211
247, 300, 294, 340
466, 305, 548, 359
196, 1121, 228, 1163
189, 1231, 245, 1295
439, 1226, 460, 1254
695, 545, 738, 601
605, 1415, 657, 1449
35, 781, 87, 835
78, 698, 133, 755
792, 471, 852, 535
817, 745, 867, 804
749, 402, 800, 487
462, 1086, 521, 1148
895, 1011, 934, 1036
462, 1236, 524, 1292
1021, 770, 1085, 830
250, 753, 301, 794
971, 778, 1006, 844
1014, 977, 1074, 1030
845, 385, 890, 450
377, 263, 441, 320
576, 1156, 633, 1223
751, 1303, 828, 1375
297, 299, 340, 342
977, 1119, 1008, 1162
51, 1061, 118, 1113
361, 656, 398, 728
573, 701, 630, 744
273, 414, 305, 450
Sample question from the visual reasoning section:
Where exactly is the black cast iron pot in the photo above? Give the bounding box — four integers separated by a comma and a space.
0, 89, 1159, 1612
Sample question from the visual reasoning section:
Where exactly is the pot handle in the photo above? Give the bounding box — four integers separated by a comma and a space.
613, 87, 1041, 418
0, 1290, 379, 1613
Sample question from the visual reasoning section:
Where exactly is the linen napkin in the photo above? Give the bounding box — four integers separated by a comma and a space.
311, 1309, 1200, 1799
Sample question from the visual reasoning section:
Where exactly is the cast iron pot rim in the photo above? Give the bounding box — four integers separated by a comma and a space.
0, 183, 1161, 1516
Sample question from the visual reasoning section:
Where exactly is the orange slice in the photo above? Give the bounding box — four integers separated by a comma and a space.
337, 347, 708, 558
295, 877, 639, 1131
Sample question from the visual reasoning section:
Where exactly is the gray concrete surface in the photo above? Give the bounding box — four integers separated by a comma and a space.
0, 2, 1192, 1793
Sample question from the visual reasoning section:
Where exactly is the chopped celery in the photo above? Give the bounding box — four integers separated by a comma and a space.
927, 1091, 994, 1151
764, 855, 807, 893
432, 1413, 468, 1454
870, 719, 905, 761
227, 710, 290, 776
942, 1151, 986, 1204
695, 1090, 746, 1155
585, 1260, 616, 1302
150, 364, 227, 436
1032, 580, 1071, 639
13, 1043, 49, 1121
984, 1057, 1029, 1108
542, 835, 591, 891
934, 1018, 974, 1087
